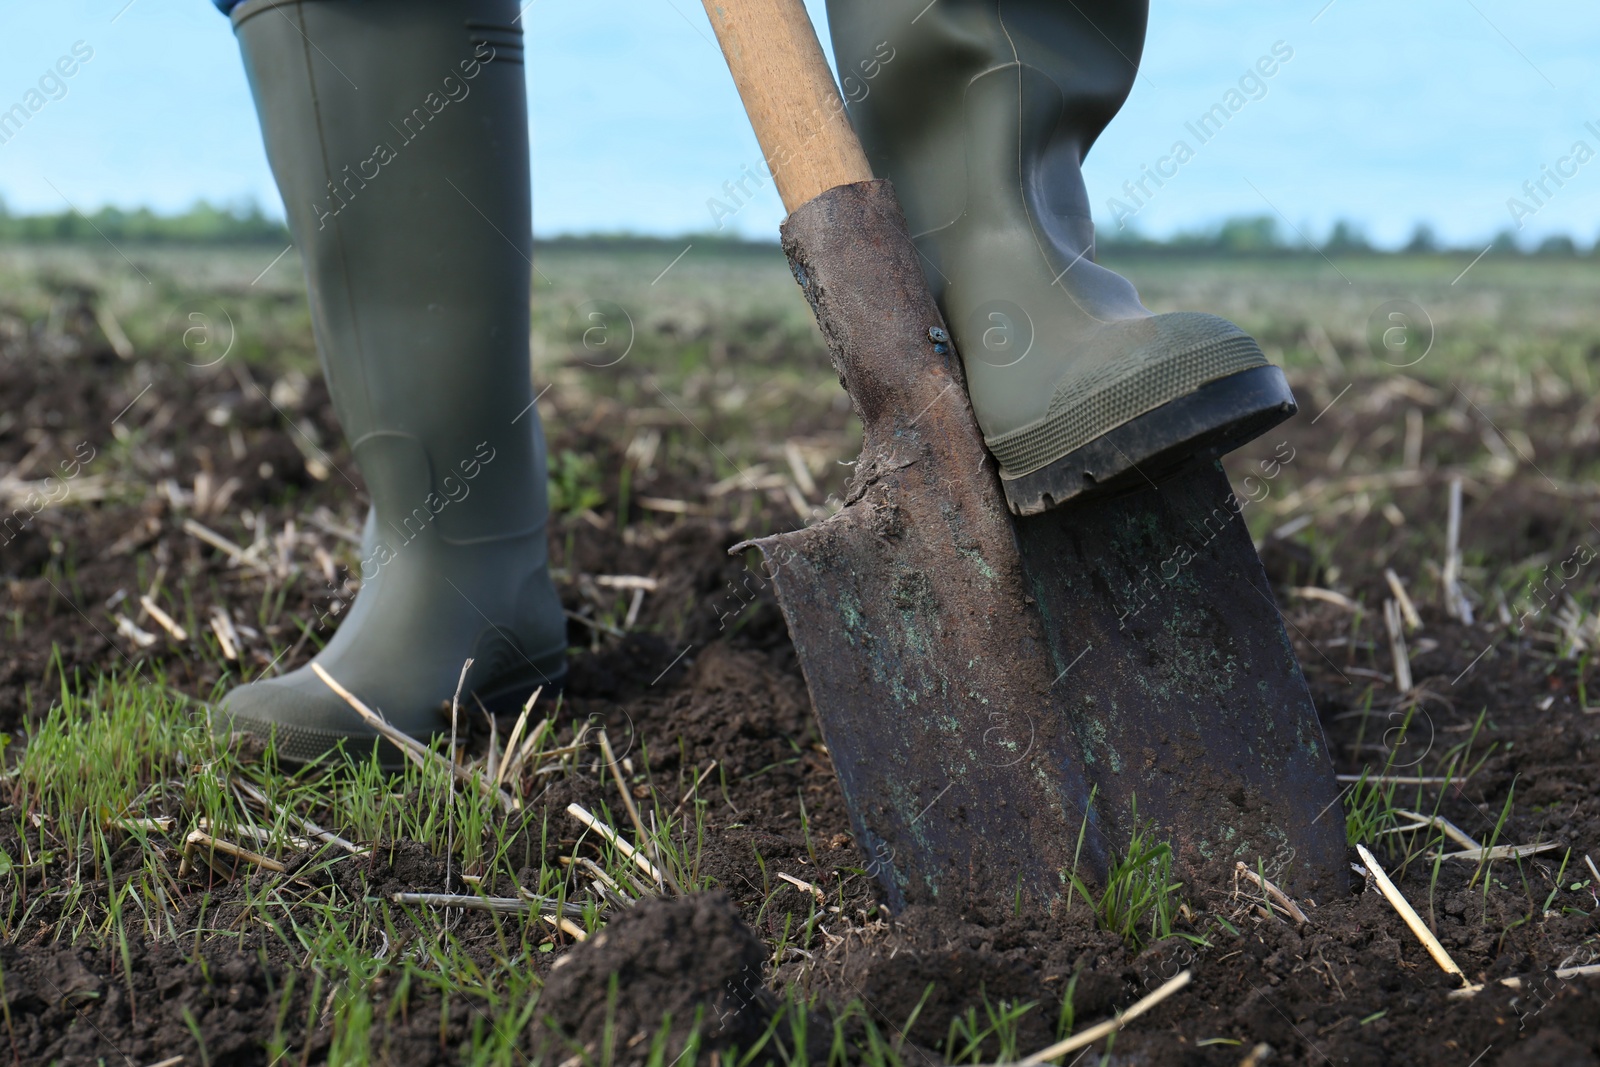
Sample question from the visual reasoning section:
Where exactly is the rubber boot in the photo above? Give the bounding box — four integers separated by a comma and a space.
214, 0, 566, 766
826, 0, 1295, 514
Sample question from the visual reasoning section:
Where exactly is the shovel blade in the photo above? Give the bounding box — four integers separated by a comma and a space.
753, 180, 1347, 910
1012, 459, 1348, 896
745, 493, 1109, 912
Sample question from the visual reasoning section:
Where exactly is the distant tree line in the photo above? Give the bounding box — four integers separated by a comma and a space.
0, 199, 290, 244
0, 200, 1590, 257
0, 200, 780, 251
1101, 216, 1594, 257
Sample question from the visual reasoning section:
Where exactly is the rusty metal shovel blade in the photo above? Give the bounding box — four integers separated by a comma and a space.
736, 180, 1347, 912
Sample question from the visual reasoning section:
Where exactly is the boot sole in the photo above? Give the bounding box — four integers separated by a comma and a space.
216, 662, 568, 773
998, 364, 1297, 515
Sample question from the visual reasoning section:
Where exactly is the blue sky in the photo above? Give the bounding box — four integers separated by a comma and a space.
1, 0, 1596, 246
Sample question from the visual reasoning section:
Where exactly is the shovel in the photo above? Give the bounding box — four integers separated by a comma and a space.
701, 0, 1348, 908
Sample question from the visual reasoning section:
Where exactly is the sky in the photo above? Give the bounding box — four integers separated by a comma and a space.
1, 0, 1597, 247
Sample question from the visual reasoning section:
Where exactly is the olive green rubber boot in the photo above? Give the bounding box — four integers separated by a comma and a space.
214, 0, 566, 767
826, 0, 1295, 514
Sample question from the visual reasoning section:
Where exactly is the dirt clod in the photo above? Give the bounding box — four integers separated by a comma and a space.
536, 892, 776, 1066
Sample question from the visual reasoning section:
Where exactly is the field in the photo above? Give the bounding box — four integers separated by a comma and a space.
1, 238, 1598, 1065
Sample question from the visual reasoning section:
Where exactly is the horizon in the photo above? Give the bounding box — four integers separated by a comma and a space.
2, 199, 1592, 255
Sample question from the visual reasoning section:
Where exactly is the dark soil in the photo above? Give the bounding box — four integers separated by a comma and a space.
1, 301, 1598, 1064
536, 892, 781, 1066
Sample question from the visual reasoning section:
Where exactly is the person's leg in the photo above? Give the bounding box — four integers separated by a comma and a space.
215, 0, 565, 765
826, 0, 1294, 513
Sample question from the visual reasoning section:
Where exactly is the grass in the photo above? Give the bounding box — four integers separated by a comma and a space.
943, 993, 1036, 1064
1068, 798, 1196, 952
0, 656, 930, 1064
0, 662, 720, 1061
549, 448, 608, 517
1344, 703, 1500, 870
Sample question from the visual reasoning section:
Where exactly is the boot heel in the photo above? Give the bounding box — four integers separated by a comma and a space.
999, 365, 1298, 515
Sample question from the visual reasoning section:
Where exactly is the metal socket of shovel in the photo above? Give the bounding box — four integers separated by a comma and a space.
702, 0, 1348, 909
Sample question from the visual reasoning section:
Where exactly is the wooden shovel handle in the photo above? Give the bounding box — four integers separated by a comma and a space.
700, 0, 874, 213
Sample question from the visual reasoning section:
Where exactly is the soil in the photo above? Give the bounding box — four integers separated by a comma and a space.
1, 302, 1598, 1064
535, 892, 783, 1066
